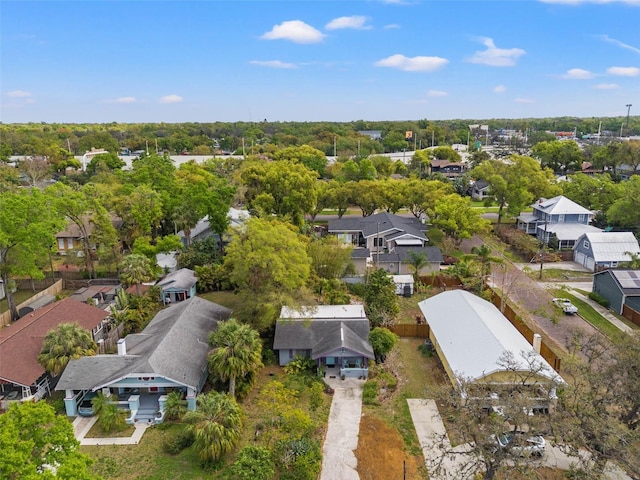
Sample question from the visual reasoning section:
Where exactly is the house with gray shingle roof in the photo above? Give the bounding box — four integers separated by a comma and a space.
156, 268, 197, 304
274, 305, 374, 379
56, 296, 231, 422
328, 212, 442, 275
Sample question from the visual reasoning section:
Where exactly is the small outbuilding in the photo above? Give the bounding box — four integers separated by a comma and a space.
390, 274, 414, 296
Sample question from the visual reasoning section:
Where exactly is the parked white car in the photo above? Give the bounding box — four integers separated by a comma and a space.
553, 298, 578, 315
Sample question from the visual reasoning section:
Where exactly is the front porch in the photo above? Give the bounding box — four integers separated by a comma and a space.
319, 356, 369, 380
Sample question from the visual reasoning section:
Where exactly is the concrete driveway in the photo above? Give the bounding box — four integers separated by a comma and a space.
320, 376, 365, 480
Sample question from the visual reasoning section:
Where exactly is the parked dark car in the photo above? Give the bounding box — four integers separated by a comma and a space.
78, 392, 97, 417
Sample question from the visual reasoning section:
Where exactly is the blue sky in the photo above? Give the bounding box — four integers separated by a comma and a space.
1, 0, 638, 123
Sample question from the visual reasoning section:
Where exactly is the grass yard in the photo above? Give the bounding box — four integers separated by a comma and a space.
83, 423, 211, 480
0, 289, 44, 314
198, 291, 245, 313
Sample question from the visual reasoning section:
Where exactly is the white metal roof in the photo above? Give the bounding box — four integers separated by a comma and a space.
390, 274, 414, 284
418, 290, 563, 384
543, 223, 602, 241
577, 232, 640, 262
280, 304, 366, 320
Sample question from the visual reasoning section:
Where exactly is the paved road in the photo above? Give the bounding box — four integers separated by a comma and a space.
320, 377, 365, 480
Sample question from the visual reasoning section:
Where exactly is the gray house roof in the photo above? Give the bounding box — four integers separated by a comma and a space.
533, 195, 591, 216
274, 305, 374, 360
56, 297, 232, 391
374, 246, 443, 265
156, 268, 197, 291
328, 212, 427, 242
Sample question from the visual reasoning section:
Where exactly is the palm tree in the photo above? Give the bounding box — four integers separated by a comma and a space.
164, 391, 188, 421
37, 323, 97, 376
118, 253, 155, 296
184, 392, 243, 463
406, 250, 429, 283
208, 319, 263, 399
469, 243, 503, 291
92, 392, 125, 433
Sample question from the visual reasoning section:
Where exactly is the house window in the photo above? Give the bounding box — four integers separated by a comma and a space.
578, 214, 585, 222
67, 238, 74, 248
288, 349, 293, 359
584, 240, 590, 249
58, 238, 65, 250
558, 214, 565, 223
374, 237, 383, 247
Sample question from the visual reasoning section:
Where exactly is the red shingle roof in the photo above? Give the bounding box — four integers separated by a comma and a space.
0, 297, 109, 387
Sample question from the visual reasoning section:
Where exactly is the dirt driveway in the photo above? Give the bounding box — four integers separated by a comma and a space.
461, 236, 599, 356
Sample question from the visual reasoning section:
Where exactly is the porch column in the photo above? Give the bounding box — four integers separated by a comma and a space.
186, 387, 197, 410
64, 389, 77, 416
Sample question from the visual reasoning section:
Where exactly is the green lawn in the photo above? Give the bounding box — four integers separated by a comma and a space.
0, 290, 43, 314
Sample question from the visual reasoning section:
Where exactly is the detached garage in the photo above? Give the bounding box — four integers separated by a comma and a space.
573, 232, 640, 272
418, 290, 564, 411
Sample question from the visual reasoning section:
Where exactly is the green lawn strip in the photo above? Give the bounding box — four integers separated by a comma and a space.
549, 289, 624, 341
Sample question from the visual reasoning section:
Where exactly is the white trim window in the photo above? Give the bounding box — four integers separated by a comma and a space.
584, 240, 590, 249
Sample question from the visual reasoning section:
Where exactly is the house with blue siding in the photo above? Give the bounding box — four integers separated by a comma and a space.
517, 195, 601, 250
592, 269, 640, 315
56, 297, 231, 423
573, 232, 640, 272
157, 268, 197, 305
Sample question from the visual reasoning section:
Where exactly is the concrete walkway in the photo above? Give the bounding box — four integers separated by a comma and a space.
72, 415, 150, 446
320, 376, 365, 480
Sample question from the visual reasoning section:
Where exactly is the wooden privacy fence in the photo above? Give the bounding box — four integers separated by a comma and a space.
622, 304, 640, 328
389, 323, 430, 338
490, 290, 562, 372
0, 280, 64, 327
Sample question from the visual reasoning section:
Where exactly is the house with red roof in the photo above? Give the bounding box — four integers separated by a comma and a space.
0, 297, 109, 407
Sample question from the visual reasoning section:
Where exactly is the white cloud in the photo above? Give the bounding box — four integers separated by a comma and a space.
7, 90, 32, 98
561, 68, 594, 79
261, 20, 325, 44
599, 35, 640, 54
112, 96, 136, 104
467, 37, 525, 67
384, 23, 400, 29
514, 98, 535, 104
250, 60, 297, 69
594, 83, 620, 89
493, 85, 507, 93
374, 54, 448, 71
607, 66, 640, 76
427, 90, 448, 97
159, 94, 183, 104
325, 16, 371, 30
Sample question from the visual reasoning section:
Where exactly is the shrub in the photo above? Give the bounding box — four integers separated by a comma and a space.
346, 281, 365, 297
308, 382, 325, 412
588, 291, 610, 308
230, 446, 275, 480
162, 428, 194, 454
377, 371, 398, 390
284, 355, 316, 375
362, 380, 379, 405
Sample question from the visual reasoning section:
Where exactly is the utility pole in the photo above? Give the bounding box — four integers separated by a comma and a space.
539, 219, 548, 280
334, 136, 337, 158
376, 222, 380, 268
626, 104, 633, 135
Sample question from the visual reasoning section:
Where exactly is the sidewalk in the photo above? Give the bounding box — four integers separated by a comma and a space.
72, 415, 150, 446
320, 377, 365, 480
